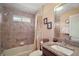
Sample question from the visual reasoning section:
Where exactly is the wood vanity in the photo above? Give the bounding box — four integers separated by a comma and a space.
41, 42, 79, 56
42, 47, 57, 56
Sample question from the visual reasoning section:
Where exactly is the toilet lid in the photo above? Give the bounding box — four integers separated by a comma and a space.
29, 50, 42, 56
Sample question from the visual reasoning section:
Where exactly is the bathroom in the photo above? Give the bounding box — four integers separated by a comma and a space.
0, 3, 79, 56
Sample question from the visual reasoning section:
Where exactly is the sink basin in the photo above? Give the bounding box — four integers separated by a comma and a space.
51, 45, 73, 56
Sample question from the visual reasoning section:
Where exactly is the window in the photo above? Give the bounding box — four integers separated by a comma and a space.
13, 15, 31, 23
22, 17, 31, 23
13, 16, 22, 22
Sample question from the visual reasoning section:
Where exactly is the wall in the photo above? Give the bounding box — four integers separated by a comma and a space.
0, 6, 3, 54
1, 7, 35, 49
35, 3, 58, 49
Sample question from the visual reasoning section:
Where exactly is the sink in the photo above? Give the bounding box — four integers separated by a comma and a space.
51, 45, 74, 56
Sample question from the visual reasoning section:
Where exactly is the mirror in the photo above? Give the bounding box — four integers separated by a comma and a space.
54, 3, 79, 46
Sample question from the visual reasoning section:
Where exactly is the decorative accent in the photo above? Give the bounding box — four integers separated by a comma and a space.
43, 18, 48, 24
65, 19, 69, 24
47, 22, 52, 29
43, 17, 52, 29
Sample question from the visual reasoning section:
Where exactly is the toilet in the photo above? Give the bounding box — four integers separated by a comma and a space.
29, 50, 42, 56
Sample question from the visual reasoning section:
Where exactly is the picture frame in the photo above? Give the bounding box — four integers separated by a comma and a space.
47, 22, 52, 29
43, 18, 48, 24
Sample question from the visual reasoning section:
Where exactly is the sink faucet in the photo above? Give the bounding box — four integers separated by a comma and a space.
61, 38, 67, 47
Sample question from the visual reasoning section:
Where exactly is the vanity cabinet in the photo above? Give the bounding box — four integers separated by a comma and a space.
42, 47, 57, 56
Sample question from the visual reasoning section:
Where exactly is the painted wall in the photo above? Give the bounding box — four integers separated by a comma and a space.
1, 7, 35, 49
35, 3, 58, 49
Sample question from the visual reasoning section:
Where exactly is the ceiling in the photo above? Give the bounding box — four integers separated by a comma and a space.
56, 3, 79, 15
1, 3, 46, 15
1, 3, 79, 15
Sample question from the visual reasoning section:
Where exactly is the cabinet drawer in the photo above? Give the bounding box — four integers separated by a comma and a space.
42, 47, 57, 56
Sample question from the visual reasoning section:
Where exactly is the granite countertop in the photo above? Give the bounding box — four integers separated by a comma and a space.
42, 42, 79, 56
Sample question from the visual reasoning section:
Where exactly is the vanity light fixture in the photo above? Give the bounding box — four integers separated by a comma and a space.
55, 6, 63, 11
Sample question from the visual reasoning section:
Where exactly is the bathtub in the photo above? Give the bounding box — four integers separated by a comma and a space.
1, 44, 35, 56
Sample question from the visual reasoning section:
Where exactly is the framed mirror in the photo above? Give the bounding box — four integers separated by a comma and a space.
54, 3, 79, 46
